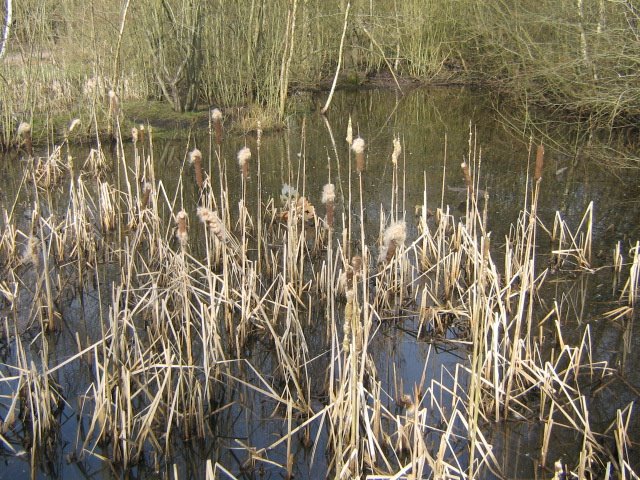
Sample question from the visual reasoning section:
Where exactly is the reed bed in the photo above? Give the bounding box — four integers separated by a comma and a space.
0, 114, 638, 479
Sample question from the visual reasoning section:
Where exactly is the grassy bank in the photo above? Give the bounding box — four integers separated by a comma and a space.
0, 0, 639, 162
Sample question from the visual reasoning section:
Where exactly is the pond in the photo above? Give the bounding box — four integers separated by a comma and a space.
0, 86, 639, 479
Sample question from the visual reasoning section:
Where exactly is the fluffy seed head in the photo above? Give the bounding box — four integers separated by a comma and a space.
321, 183, 335, 204
383, 220, 407, 246
17, 122, 31, 136
237, 146, 251, 166
346, 116, 353, 145
211, 108, 223, 122
131, 127, 139, 143
351, 137, 365, 154
189, 148, 202, 165
176, 210, 189, 247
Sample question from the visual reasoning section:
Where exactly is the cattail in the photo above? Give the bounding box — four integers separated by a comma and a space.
378, 221, 406, 264
17, 122, 32, 157
211, 108, 223, 146
322, 183, 335, 228
238, 146, 251, 179
197, 207, 240, 252
140, 182, 152, 210
391, 137, 401, 165
175, 210, 189, 248
108, 90, 119, 116
346, 116, 353, 146
352, 137, 365, 173
131, 127, 139, 145
461, 161, 473, 194
189, 148, 204, 189
534, 143, 544, 182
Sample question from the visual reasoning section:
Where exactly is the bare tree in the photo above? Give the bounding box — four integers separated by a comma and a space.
0, 0, 12, 60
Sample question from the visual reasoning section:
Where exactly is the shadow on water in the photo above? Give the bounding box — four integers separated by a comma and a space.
1, 87, 639, 478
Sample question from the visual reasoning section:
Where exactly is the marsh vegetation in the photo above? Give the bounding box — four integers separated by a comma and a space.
1, 1, 640, 478
0, 88, 639, 478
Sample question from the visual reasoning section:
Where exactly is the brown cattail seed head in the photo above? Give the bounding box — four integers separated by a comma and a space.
238, 146, 251, 179
322, 184, 336, 228
190, 148, 204, 189
461, 161, 473, 194
534, 143, 544, 182
321, 183, 335, 204
352, 137, 365, 173
378, 221, 407, 264
176, 210, 189, 247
